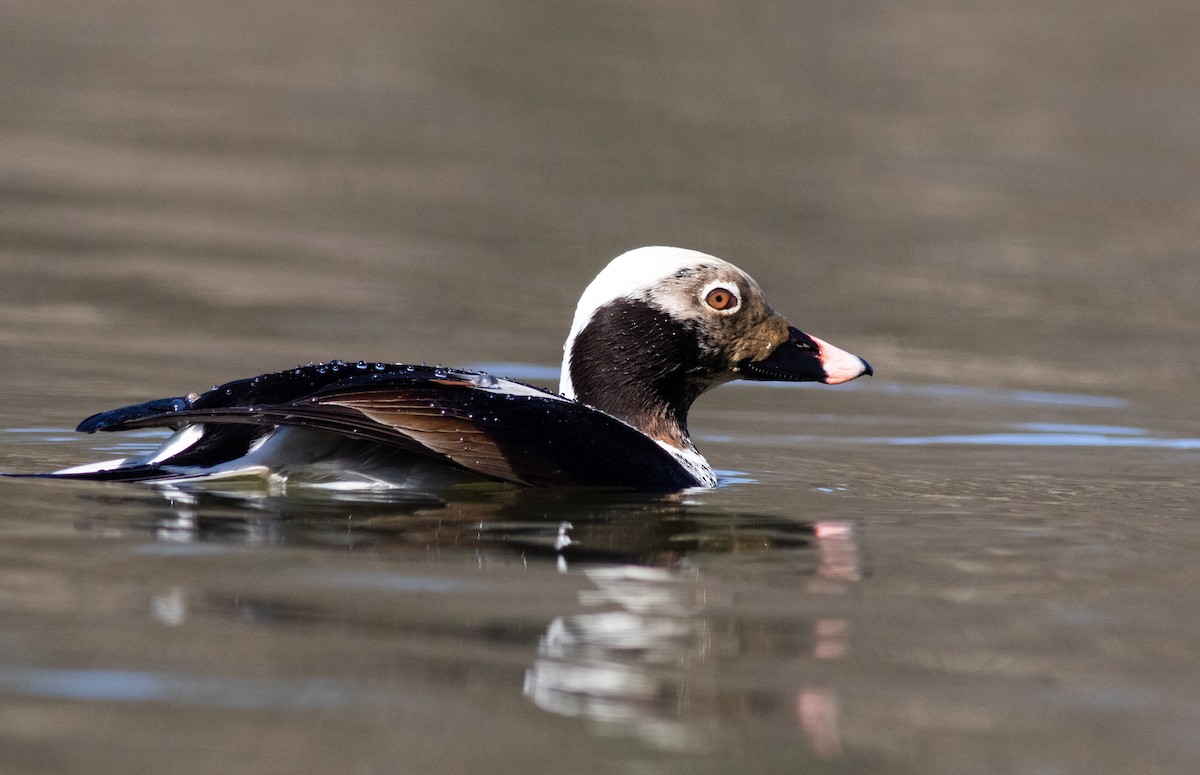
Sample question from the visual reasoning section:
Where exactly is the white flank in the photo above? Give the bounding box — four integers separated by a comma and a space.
658, 441, 718, 488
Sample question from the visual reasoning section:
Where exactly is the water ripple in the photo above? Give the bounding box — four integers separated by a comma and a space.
863, 433, 1200, 449
0, 665, 407, 710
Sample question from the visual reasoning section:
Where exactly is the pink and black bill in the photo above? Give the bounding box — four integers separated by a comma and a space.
739, 326, 872, 385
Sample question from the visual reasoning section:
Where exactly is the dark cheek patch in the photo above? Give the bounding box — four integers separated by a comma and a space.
570, 298, 711, 447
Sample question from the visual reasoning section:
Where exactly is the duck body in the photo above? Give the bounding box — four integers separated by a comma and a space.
44, 247, 872, 492
56, 362, 702, 490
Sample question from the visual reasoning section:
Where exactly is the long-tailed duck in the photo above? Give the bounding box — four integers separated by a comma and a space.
43, 247, 871, 491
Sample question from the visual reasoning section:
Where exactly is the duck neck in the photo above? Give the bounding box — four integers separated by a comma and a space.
563, 299, 709, 452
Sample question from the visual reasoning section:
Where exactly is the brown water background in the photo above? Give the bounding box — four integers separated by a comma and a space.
1, 1, 1199, 773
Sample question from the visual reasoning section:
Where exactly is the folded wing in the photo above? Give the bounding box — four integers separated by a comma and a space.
72, 362, 699, 490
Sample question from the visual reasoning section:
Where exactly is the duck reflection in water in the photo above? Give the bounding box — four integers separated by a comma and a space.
523, 519, 862, 755
83, 486, 863, 757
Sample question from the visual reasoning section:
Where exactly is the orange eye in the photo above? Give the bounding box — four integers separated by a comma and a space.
704, 286, 738, 311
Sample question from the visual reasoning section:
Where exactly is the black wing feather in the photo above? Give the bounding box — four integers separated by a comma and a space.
73, 362, 698, 490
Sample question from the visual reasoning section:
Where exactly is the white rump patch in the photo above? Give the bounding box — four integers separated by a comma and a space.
146, 424, 207, 464
51, 425, 205, 475
53, 458, 132, 475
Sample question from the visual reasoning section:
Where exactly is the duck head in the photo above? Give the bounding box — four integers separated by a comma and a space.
560, 246, 872, 455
